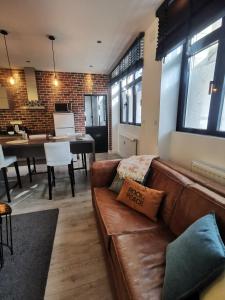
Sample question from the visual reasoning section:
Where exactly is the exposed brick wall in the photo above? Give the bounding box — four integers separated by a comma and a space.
0, 68, 112, 150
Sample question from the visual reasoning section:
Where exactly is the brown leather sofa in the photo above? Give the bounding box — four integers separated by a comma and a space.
90, 159, 225, 300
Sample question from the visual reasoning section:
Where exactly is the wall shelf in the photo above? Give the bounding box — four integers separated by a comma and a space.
21, 106, 45, 110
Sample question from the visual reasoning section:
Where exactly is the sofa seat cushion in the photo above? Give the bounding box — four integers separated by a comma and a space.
93, 187, 164, 248
110, 227, 175, 300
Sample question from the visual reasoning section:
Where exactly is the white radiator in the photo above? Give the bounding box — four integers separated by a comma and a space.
119, 134, 138, 158
191, 161, 225, 185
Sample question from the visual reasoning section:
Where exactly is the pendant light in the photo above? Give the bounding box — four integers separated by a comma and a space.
48, 35, 59, 87
0, 30, 15, 85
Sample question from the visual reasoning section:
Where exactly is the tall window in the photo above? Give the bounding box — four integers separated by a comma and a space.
177, 18, 225, 137
110, 33, 144, 126
118, 67, 143, 125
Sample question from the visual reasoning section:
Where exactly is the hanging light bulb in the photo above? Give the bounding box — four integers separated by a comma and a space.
48, 35, 59, 87
53, 75, 59, 87
0, 30, 16, 85
9, 76, 15, 85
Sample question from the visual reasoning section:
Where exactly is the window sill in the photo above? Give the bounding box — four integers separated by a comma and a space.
176, 128, 225, 138
120, 122, 141, 127
175, 130, 225, 140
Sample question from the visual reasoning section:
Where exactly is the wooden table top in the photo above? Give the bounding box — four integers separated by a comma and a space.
0, 134, 94, 148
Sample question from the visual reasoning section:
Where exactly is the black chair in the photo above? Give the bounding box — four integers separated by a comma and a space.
0, 146, 22, 203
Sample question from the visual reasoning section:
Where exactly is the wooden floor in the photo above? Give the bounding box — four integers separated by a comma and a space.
0, 153, 120, 300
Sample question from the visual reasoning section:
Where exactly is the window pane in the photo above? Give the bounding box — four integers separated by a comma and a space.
191, 19, 222, 45
135, 68, 143, 79
121, 90, 127, 122
122, 77, 126, 88
111, 82, 119, 96
85, 96, 92, 126
127, 74, 134, 84
98, 96, 106, 126
127, 88, 133, 123
92, 96, 99, 126
185, 42, 218, 130
219, 96, 225, 131
135, 81, 142, 124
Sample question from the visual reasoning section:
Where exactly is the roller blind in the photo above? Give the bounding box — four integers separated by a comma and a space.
156, 0, 225, 61
110, 32, 144, 84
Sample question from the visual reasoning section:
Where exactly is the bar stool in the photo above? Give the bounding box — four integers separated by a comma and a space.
0, 202, 13, 268
44, 142, 75, 200
0, 145, 22, 203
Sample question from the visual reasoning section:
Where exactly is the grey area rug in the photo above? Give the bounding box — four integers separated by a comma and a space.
0, 209, 59, 300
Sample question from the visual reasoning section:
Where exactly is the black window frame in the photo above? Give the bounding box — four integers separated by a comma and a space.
119, 69, 142, 126
84, 94, 108, 128
177, 17, 225, 138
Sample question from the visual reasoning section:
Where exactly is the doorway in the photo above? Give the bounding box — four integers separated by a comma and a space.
84, 94, 108, 153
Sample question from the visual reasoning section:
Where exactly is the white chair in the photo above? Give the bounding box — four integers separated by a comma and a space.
0, 145, 22, 202
44, 142, 75, 200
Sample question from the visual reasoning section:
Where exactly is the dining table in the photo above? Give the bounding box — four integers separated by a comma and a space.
0, 134, 95, 161
0, 134, 95, 179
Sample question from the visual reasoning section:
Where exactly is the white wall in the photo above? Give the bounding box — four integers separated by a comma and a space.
139, 19, 162, 155
111, 19, 161, 156
158, 46, 183, 159
170, 132, 225, 169
111, 90, 120, 153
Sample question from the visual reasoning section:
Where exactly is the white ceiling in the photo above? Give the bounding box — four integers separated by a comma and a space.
0, 0, 161, 74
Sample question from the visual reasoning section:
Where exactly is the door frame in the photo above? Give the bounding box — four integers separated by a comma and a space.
84, 94, 108, 127
84, 94, 109, 152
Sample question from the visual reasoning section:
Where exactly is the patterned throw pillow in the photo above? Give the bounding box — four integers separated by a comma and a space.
116, 178, 165, 221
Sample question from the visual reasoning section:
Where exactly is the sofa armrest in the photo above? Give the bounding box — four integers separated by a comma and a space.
90, 159, 121, 190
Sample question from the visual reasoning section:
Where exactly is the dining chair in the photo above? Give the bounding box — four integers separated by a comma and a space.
27, 134, 47, 182
54, 130, 88, 176
0, 145, 22, 203
44, 142, 75, 200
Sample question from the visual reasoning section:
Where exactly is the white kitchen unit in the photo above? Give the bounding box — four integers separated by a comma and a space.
53, 113, 75, 136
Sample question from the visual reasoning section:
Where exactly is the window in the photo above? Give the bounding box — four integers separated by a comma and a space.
85, 95, 107, 127
220, 97, 225, 131
135, 81, 142, 124
185, 43, 218, 130
118, 68, 143, 125
177, 18, 225, 137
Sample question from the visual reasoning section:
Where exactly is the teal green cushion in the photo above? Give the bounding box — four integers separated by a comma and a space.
109, 173, 124, 194
163, 213, 225, 300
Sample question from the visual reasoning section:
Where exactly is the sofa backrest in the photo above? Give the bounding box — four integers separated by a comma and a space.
146, 160, 193, 225
169, 183, 225, 241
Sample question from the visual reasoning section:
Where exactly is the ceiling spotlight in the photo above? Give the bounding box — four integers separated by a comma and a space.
48, 35, 59, 87
0, 29, 15, 85
26, 60, 31, 63
89, 65, 94, 68
97, 40, 102, 44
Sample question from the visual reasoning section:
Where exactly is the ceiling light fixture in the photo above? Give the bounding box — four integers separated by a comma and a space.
97, 40, 102, 44
0, 30, 15, 85
48, 35, 59, 87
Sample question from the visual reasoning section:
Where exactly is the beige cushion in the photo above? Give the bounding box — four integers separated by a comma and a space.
200, 271, 225, 300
